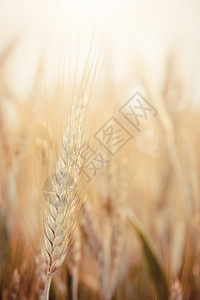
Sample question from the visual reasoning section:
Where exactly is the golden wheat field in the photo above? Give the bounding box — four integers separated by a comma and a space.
0, 0, 200, 299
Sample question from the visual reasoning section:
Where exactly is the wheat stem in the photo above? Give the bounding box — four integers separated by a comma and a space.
72, 265, 79, 300
43, 273, 53, 300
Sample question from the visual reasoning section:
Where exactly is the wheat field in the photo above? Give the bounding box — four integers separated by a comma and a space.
0, 1, 200, 299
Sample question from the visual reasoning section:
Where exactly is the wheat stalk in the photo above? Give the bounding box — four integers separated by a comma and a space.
110, 161, 127, 295
67, 228, 81, 300
82, 159, 128, 300
170, 278, 183, 300
42, 96, 88, 300
41, 36, 105, 298
82, 199, 105, 296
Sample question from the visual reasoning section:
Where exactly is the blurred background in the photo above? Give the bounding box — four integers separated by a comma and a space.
0, 0, 199, 102
0, 0, 200, 299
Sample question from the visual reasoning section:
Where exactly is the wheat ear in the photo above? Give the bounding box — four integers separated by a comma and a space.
42, 97, 87, 300
35, 252, 47, 299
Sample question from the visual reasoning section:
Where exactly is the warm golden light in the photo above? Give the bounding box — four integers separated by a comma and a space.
0, 1, 200, 300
